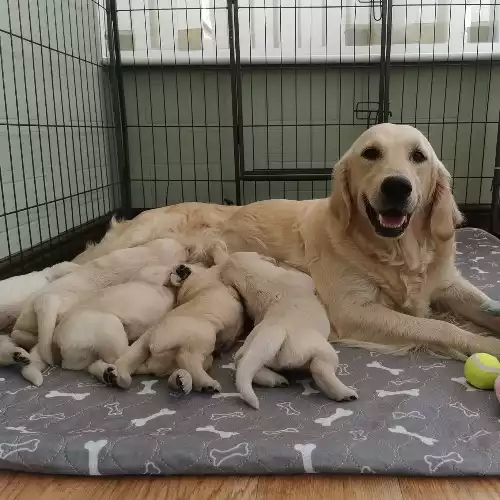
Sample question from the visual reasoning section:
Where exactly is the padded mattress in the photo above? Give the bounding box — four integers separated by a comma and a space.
0, 227, 499, 476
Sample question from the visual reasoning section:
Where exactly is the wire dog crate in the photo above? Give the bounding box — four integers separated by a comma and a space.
1, 0, 500, 278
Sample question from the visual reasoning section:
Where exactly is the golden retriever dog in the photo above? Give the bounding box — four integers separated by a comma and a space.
111, 262, 245, 393
20, 278, 177, 387
8, 238, 188, 368
71, 123, 500, 359
216, 249, 357, 409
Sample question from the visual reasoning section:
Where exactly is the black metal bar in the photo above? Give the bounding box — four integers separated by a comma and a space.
378, 0, 388, 123
107, 0, 132, 215
227, 0, 242, 205
242, 169, 332, 181
383, 0, 392, 122
491, 112, 500, 233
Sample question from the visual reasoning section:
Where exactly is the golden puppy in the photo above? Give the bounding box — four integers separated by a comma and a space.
216, 250, 357, 409
111, 261, 245, 393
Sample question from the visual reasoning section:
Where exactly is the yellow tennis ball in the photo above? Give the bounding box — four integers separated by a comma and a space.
464, 353, 500, 389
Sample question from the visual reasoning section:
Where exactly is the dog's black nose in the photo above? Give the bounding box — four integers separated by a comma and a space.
175, 265, 191, 280
380, 176, 412, 203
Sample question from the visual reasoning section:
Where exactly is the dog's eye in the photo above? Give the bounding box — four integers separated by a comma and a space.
410, 148, 427, 163
361, 147, 382, 161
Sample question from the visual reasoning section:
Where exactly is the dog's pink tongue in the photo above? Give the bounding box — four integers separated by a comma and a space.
379, 214, 406, 228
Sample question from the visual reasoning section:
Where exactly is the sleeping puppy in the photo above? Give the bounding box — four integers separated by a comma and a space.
7, 238, 188, 368
0, 262, 79, 331
21, 277, 177, 386
215, 249, 358, 409
111, 262, 245, 393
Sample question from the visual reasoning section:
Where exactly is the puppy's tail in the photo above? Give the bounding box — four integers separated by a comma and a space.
33, 294, 60, 365
236, 327, 287, 410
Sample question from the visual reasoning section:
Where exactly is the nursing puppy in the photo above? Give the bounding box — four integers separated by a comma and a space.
216, 250, 358, 409
8, 238, 187, 367
0, 262, 79, 331
22, 278, 176, 386
112, 262, 245, 393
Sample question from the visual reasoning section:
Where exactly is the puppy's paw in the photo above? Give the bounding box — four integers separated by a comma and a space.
334, 386, 358, 402
102, 366, 118, 386
273, 375, 289, 388
198, 379, 222, 393
168, 369, 192, 394
12, 351, 31, 366
21, 365, 43, 387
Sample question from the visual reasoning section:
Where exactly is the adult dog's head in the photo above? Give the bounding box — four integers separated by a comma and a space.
330, 123, 463, 241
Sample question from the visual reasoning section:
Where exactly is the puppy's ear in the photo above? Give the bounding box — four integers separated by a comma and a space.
429, 161, 463, 241
330, 153, 353, 229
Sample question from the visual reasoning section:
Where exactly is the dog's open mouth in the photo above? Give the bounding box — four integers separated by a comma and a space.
364, 197, 411, 238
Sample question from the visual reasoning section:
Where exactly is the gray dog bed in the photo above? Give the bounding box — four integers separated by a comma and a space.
0, 228, 499, 476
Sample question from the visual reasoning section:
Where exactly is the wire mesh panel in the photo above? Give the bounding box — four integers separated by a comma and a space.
0, 0, 121, 271
110, 0, 239, 208
386, 0, 500, 207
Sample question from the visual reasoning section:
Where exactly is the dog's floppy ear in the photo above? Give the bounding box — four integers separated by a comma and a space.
429, 161, 463, 241
330, 152, 353, 229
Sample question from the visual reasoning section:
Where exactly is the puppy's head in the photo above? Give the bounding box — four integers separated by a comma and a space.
330, 123, 462, 240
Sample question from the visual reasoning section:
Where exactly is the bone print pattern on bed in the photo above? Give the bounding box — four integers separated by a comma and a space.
0, 228, 499, 476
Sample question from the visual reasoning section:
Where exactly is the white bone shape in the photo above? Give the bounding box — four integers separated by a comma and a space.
337, 364, 349, 376
152, 428, 172, 436
314, 408, 353, 427
145, 461, 161, 474
221, 363, 236, 370
350, 430, 367, 441
210, 412, 245, 421
29, 411, 65, 421
451, 377, 478, 392
84, 440, 108, 476
392, 411, 426, 420
390, 379, 419, 386
458, 429, 491, 443
104, 402, 123, 416
212, 392, 240, 399
298, 379, 320, 396
376, 389, 420, 398
424, 452, 463, 473
471, 267, 487, 275
46, 390, 90, 401
263, 428, 299, 436
196, 425, 239, 439
209, 442, 250, 467
419, 363, 445, 370
6, 386, 35, 395
137, 380, 158, 395
367, 361, 403, 376
449, 402, 479, 418
0, 438, 39, 459
277, 402, 300, 416
131, 408, 176, 427
388, 426, 438, 446
5, 426, 38, 434
294, 443, 317, 474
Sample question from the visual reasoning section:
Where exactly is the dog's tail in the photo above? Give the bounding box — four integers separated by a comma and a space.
236, 327, 287, 410
33, 294, 61, 365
